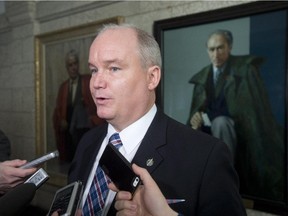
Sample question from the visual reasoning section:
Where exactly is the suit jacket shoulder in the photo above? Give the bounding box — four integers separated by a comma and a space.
189, 65, 211, 85
230, 55, 264, 68
68, 123, 108, 184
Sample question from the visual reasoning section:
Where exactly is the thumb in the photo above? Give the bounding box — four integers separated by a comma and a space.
132, 164, 155, 188
2, 159, 27, 167
108, 182, 119, 192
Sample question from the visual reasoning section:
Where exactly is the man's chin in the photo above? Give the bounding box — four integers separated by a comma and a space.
97, 112, 111, 121
213, 62, 225, 68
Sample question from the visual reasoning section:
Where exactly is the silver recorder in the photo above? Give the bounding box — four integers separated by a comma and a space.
24, 168, 49, 188
47, 181, 83, 216
21, 150, 59, 169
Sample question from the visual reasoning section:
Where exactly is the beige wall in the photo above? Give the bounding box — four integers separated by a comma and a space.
0, 1, 279, 215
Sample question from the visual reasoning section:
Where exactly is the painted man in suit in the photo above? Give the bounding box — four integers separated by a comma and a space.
68, 24, 246, 216
188, 30, 284, 200
53, 50, 104, 162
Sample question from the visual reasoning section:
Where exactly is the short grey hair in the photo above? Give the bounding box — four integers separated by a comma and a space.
207, 29, 233, 48
96, 23, 162, 69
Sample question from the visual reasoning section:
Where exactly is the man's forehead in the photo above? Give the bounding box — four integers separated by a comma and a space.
90, 34, 137, 61
96, 27, 136, 42
92, 31, 137, 51
89, 46, 134, 67
207, 35, 227, 47
98, 51, 125, 63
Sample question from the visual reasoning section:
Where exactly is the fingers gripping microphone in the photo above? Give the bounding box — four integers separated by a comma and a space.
0, 183, 37, 216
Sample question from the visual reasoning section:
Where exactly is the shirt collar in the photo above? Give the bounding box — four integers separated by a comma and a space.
107, 104, 157, 155
213, 62, 227, 73
70, 76, 79, 84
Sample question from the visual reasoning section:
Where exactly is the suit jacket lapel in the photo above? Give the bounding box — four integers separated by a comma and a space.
108, 115, 166, 216
131, 110, 166, 174
108, 112, 169, 215
82, 124, 108, 184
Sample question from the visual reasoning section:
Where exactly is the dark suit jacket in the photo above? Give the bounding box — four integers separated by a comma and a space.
68, 109, 246, 215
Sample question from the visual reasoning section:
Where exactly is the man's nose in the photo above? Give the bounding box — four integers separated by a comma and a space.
91, 71, 106, 88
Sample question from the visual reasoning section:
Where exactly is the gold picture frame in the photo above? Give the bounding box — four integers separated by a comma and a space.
35, 16, 124, 186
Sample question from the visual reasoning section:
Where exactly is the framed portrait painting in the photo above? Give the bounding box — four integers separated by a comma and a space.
35, 16, 124, 186
154, 2, 287, 214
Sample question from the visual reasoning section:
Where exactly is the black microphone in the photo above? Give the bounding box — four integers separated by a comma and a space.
0, 183, 37, 216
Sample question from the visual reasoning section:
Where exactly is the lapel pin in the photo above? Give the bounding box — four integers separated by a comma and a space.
146, 158, 154, 167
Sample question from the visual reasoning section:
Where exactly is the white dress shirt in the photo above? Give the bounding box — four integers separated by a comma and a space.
81, 104, 157, 215
70, 77, 78, 103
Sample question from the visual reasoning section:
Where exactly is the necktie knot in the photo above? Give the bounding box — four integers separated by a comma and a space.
109, 133, 122, 150
214, 68, 221, 85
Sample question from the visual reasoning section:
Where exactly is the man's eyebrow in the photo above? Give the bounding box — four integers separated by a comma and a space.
88, 63, 95, 68
208, 44, 224, 49
88, 58, 123, 66
104, 58, 123, 65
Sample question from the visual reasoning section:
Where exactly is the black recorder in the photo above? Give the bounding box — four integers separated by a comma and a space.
99, 143, 141, 195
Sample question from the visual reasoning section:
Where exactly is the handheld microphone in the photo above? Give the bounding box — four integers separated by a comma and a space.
0, 183, 37, 216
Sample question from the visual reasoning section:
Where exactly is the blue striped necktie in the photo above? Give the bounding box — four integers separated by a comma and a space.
82, 133, 122, 216
214, 68, 221, 85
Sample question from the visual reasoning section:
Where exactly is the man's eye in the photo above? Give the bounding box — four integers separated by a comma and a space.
110, 67, 120, 72
90, 68, 98, 74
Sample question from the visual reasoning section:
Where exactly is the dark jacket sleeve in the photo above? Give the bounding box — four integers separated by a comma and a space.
197, 139, 246, 216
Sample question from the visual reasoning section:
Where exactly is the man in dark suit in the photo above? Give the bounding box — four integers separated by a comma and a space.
68, 24, 246, 216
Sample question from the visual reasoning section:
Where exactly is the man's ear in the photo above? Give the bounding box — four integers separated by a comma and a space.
147, 66, 161, 90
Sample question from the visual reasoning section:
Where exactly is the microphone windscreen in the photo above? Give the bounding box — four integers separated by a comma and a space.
0, 183, 37, 216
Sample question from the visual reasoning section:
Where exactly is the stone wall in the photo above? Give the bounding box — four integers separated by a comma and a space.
0, 1, 279, 215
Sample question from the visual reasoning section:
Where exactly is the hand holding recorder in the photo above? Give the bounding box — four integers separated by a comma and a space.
99, 143, 141, 195
0, 159, 36, 194
110, 164, 178, 216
